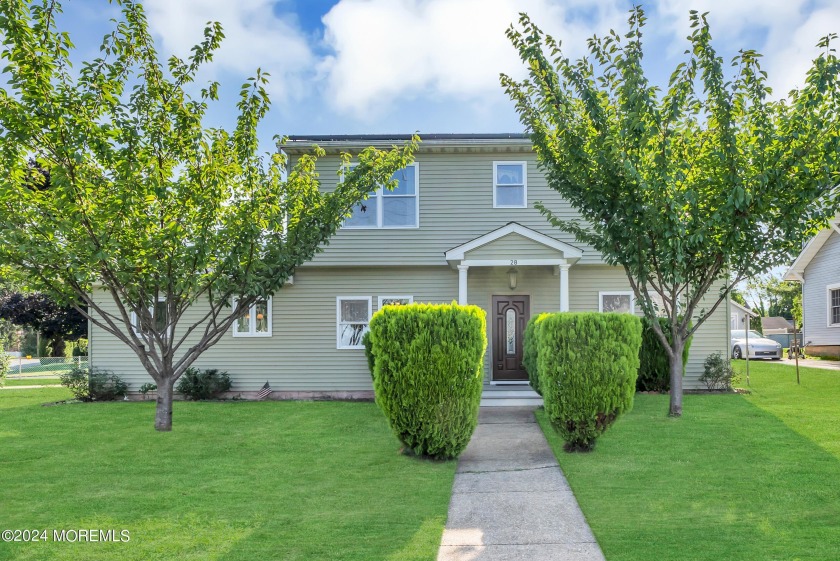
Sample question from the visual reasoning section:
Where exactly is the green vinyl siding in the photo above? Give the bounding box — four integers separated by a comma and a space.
295, 152, 596, 267
89, 264, 728, 392
89, 267, 458, 392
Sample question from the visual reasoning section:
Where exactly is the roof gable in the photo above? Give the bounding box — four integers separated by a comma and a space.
784, 216, 840, 281
445, 223, 583, 263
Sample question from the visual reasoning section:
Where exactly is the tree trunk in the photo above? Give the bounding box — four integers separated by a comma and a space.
669, 343, 684, 417
155, 378, 175, 431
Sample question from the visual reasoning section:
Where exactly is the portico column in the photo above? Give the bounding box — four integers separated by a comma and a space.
559, 264, 570, 312
457, 264, 469, 305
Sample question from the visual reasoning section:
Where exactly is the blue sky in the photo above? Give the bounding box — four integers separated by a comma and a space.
53, 0, 840, 144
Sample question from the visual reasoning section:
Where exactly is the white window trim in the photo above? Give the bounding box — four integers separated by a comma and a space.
378, 295, 414, 309
341, 163, 420, 230
232, 297, 273, 338
828, 283, 840, 328
493, 161, 527, 209
337, 296, 373, 350
599, 291, 636, 314
130, 297, 171, 338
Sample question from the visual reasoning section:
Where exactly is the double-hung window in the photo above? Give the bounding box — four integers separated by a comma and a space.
493, 162, 527, 208
829, 284, 840, 327
343, 164, 419, 228
233, 298, 272, 337
337, 297, 372, 349
599, 291, 635, 314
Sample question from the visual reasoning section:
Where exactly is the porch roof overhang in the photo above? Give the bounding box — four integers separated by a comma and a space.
444, 222, 583, 268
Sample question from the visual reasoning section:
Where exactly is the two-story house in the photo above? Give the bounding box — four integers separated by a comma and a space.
88, 134, 731, 403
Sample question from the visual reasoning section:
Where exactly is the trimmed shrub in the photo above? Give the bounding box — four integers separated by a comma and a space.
523, 313, 549, 395
700, 353, 739, 390
60, 366, 127, 401
538, 312, 642, 452
362, 330, 375, 380
370, 302, 486, 460
176, 368, 232, 400
637, 317, 692, 392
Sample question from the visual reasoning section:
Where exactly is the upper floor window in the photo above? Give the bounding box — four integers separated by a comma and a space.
233, 297, 272, 337
344, 164, 419, 229
493, 161, 527, 208
599, 291, 635, 314
829, 284, 840, 327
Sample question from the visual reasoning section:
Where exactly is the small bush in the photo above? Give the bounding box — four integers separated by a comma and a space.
362, 330, 375, 381
139, 382, 157, 398
370, 302, 487, 460
523, 313, 549, 395
176, 367, 232, 400
538, 312, 642, 452
60, 366, 127, 401
637, 317, 692, 392
700, 353, 738, 391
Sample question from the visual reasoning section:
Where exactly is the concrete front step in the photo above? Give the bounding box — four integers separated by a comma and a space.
480, 388, 543, 407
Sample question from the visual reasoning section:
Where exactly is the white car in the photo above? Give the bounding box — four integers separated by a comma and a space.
731, 330, 782, 360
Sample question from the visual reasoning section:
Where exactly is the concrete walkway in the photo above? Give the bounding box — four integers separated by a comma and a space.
778, 357, 840, 370
438, 407, 605, 561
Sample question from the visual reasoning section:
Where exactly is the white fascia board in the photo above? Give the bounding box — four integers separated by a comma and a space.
445, 222, 583, 261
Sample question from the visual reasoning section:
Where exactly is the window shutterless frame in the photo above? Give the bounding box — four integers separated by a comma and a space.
598, 291, 635, 314
828, 283, 840, 327
130, 297, 172, 338
492, 161, 527, 209
232, 297, 273, 337
336, 296, 372, 349
341, 163, 420, 229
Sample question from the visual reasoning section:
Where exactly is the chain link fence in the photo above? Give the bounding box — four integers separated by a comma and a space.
6, 356, 89, 378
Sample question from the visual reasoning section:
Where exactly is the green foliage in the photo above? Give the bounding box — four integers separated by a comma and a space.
503, 7, 840, 415
537, 313, 642, 451
0, 0, 416, 429
176, 368, 232, 400
0, 342, 8, 387
72, 338, 88, 357
60, 366, 127, 401
369, 303, 487, 460
362, 330, 375, 381
637, 317, 692, 392
700, 353, 739, 391
523, 313, 549, 395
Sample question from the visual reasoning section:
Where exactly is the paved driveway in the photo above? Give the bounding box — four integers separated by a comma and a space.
777, 357, 840, 370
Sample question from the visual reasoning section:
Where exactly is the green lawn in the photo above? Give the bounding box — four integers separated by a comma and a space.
3, 377, 62, 386
537, 361, 840, 561
0, 389, 455, 561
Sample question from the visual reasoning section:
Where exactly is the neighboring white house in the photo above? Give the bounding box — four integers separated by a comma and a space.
730, 300, 758, 331
784, 214, 840, 357
88, 134, 732, 400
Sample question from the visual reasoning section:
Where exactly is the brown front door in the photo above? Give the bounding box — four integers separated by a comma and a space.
492, 295, 530, 382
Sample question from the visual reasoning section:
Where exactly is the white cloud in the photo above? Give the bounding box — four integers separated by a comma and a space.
652, 0, 840, 96
319, 0, 627, 116
143, 0, 315, 101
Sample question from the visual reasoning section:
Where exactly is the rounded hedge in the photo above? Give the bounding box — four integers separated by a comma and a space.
537, 312, 642, 452
369, 302, 487, 460
637, 316, 692, 392
523, 313, 549, 396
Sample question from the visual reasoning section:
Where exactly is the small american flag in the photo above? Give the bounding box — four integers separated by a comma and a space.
256, 381, 272, 400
